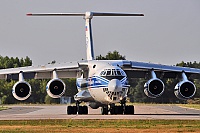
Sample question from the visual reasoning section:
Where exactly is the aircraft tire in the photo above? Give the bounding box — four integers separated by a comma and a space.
78, 106, 84, 114
110, 106, 124, 115
124, 105, 134, 115
101, 106, 108, 115
110, 107, 115, 115
67, 106, 77, 115
83, 106, 88, 114
67, 106, 72, 115
116, 106, 123, 114
78, 106, 88, 115
72, 106, 78, 114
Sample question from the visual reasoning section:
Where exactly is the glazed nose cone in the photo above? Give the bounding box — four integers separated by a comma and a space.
108, 79, 122, 92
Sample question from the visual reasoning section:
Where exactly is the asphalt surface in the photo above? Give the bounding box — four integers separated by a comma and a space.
0, 104, 199, 120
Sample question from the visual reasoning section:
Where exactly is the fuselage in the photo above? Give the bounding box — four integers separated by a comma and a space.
76, 60, 130, 104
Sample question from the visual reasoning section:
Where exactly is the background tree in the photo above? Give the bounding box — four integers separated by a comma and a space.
96, 50, 126, 60
96, 52, 200, 103
0, 56, 32, 104
0, 54, 199, 104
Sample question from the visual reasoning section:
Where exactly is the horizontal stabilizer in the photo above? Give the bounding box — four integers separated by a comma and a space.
26, 13, 85, 16
27, 12, 144, 17
92, 12, 144, 16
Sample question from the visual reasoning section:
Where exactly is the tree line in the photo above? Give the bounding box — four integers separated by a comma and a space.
0, 52, 199, 104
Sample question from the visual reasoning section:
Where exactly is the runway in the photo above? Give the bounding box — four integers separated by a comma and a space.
0, 104, 199, 120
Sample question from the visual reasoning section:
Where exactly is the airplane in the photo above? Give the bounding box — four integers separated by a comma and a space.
0, 11, 199, 115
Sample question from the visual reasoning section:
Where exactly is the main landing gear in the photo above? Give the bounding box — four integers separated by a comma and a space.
101, 100, 134, 115
67, 101, 88, 115
67, 100, 134, 115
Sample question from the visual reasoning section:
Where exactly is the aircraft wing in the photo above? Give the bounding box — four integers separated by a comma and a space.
0, 61, 88, 80
117, 60, 200, 79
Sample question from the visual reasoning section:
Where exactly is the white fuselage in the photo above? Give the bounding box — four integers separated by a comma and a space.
84, 60, 129, 104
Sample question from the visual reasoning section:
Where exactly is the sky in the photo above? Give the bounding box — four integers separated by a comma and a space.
0, 0, 200, 66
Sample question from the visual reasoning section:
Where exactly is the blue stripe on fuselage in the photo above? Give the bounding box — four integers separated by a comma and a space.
77, 76, 128, 89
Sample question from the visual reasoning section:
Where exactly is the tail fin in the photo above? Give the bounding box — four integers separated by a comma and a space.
27, 12, 144, 61
84, 12, 144, 60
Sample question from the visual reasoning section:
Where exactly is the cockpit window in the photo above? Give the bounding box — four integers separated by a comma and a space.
107, 70, 111, 75
116, 70, 121, 76
100, 71, 105, 76
100, 69, 125, 80
112, 69, 115, 75
100, 71, 104, 75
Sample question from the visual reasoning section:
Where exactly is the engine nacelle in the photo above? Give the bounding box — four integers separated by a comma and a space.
144, 78, 164, 98
174, 81, 196, 100
12, 81, 31, 101
46, 78, 66, 98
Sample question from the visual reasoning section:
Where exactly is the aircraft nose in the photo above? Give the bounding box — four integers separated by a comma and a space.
108, 79, 122, 92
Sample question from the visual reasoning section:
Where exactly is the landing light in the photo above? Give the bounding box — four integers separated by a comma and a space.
120, 97, 123, 100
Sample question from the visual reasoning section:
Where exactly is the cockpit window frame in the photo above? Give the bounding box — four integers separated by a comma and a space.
100, 69, 126, 76
116, 70, 122, 76
106, 70, 111, 76
100, 68, 126, 80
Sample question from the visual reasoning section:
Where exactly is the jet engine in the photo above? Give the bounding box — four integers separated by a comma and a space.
12, 81, 31, 101
144, 70, 164, 98
46, 78, 66, 98
144, 78, 165, 98
174, 72, 196, 100
174, 81, 196, 100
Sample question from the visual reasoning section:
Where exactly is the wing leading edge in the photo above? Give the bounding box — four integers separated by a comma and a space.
0, 61, 88, 80
111, 60, 200, 79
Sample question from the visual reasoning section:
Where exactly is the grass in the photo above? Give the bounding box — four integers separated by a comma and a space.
178, 104, 200, 110
0, 106, 8, 111
0, 104, 200, 132
0, 119, 200, 132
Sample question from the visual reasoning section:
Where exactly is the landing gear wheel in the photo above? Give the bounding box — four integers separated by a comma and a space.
101, 106, 108, 115
79, 106, 88, 114
110, 105, 124, 115
83, 106, 88, 114
67, 101, 88, 115
124, 105, 134, 115
116, 106, 123, 114
67, 106, 77, 115
67, 106, 72, 114
107, 98, 134, 115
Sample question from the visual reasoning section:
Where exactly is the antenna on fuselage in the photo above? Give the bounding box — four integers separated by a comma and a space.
27, 12, 144, 61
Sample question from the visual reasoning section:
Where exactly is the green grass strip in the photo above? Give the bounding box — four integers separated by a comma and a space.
0, 106, 8, 111
0, 119, 199, 128
0, 120, 200, 132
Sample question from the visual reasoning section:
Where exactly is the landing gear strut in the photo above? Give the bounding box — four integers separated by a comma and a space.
67, 101, 88, 115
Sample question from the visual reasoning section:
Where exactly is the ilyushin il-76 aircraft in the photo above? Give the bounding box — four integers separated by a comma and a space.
0, 11, 199, 115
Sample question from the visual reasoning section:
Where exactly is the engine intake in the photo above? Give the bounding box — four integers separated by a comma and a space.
144, 78, 164, 98
12, 81, 31, 101
174, 81, 196, 100
46, 78, 66, 98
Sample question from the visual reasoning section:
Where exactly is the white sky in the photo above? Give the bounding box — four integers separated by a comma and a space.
0, 0, 200, 66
